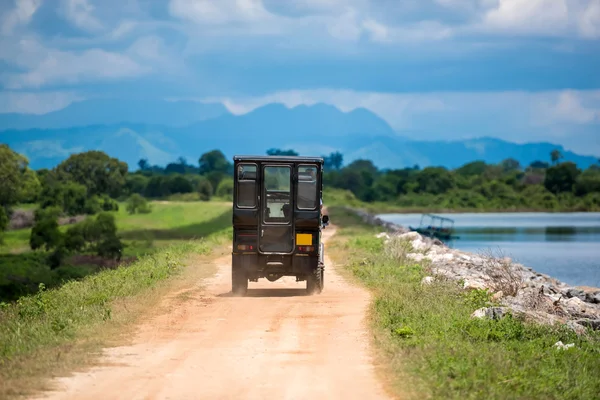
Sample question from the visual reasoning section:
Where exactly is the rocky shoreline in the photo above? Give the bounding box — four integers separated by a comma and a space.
348, 207, 600, 334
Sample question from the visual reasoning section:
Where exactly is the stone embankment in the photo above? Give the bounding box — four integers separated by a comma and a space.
349, 207, 600, 335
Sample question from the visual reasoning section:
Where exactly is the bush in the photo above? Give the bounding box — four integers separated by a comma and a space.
0, 207, 8, 232
29, 210, 62, 252
0, 207, 8, 244
100, 195, 119, 211
126, 194, 152, 214
216, 178, 234, 200
196, 178, 213, 201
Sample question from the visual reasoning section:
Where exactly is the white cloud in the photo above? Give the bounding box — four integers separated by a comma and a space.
1, 38, 148, 89
62, 0, 104, 32
0, 91, 82, 114
362, 18, 388, 42
169, 0, 274, 25
482, 0, 570, 35
579, 0, 600, 38
1, 0, 42, 35
535, 90, 600, 125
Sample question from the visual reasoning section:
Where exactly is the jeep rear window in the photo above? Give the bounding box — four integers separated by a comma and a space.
237, 164, 257, 208
297, 165, 318, 210
263, 166, 291, 223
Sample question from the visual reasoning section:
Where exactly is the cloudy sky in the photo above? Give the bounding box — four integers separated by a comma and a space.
0, 0, 599, 154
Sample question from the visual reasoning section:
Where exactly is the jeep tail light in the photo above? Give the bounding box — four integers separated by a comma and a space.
237, 244, 254, 251
297, 246, 314, 252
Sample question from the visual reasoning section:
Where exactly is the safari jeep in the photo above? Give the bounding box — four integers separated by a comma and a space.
231, 155, 329, 296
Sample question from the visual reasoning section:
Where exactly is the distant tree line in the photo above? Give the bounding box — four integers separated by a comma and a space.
1, 144, 600, 245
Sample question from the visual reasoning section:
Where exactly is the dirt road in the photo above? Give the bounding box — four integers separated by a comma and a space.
34, 228, 392, 400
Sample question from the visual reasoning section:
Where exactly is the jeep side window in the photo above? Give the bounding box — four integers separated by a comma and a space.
297, 165, 318, 210
237, 164, 257, 208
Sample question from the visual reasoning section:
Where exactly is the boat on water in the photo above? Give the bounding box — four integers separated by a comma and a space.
409, 213, 459, 242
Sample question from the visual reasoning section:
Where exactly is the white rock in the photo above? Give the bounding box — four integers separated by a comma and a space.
407, 253, 425, 262
376, 232, 390, 239
471, 308, 487, 319
411, 239, 428, 251
554, 341, 575, 350
398, 231, 422, 241
421, 276, 435, 285
563, 297, 587, 313
463, 279, 487, 291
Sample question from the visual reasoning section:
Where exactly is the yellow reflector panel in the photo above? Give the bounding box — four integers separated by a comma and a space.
296, 233, 312, 245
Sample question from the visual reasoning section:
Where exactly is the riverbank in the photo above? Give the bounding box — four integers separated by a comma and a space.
327, 207, 600, 399
346, 207, 600, 333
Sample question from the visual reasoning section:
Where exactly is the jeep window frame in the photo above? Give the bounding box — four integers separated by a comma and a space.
235, 162, 258, 209
296, 163, 319, 211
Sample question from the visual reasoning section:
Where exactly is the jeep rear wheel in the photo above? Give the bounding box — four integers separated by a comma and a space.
232, 267, 248, 296
306, 266, 323, 295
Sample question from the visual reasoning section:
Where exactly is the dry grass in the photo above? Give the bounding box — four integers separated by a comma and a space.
479, 248, 524, 297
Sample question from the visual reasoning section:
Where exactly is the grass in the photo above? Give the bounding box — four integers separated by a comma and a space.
0, 201, 232, 399
327, 206, 600, 400
0, 201, 232, 301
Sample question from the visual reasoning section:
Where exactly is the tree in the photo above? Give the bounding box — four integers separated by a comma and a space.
550, 149, 563, 165
165, 162, 186, 175
529, 160, 549, 169
501, 158, 521, 172
198, 150, 231, 175
267, 149, 298, 156
544, 162, 581, 194
30, 208, 62, 251
138, 158, 149, 170
0, 144, 37, 208
574, 168, 600, 196
324, 151, 343, 170
456, 161, 487, 177
415, 167, 455, 195
55, 151, 128, 197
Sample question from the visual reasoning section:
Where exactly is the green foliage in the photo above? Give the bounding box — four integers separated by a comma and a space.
0, 207, 8, 233
329, 208, 600, 400
544, 162, 581, 194
266, 148, 298, 156
126, 194, 152, 214
197, 177, 214, 201
575, 168, 600, 196
29, 209, 61, 252
0, 241, 212, 372
216, 177, 234, 200
0, 144, 38, 208
55, 150, 128, 198
198, 149, 231, 175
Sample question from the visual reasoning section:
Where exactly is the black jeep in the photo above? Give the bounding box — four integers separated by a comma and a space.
231, 155, 329, 295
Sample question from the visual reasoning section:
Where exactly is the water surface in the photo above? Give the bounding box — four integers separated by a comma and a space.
378, 212, 600, 288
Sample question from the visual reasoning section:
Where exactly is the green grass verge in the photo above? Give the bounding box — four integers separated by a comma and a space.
0, 201, 232, 302
0, 201, 232, 398
327, 206, 600, 400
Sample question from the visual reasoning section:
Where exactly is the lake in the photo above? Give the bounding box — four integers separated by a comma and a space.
377, 212, 600, 288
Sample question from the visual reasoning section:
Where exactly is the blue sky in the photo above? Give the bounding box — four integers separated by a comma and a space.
0, 0, 599, 155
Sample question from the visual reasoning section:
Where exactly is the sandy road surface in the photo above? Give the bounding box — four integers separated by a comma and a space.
34, 228, 392, 400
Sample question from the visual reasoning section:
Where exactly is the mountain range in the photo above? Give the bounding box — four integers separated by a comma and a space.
0, 99, 597, 171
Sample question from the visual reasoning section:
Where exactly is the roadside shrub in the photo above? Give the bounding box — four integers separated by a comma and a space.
126, 194, 152, 214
